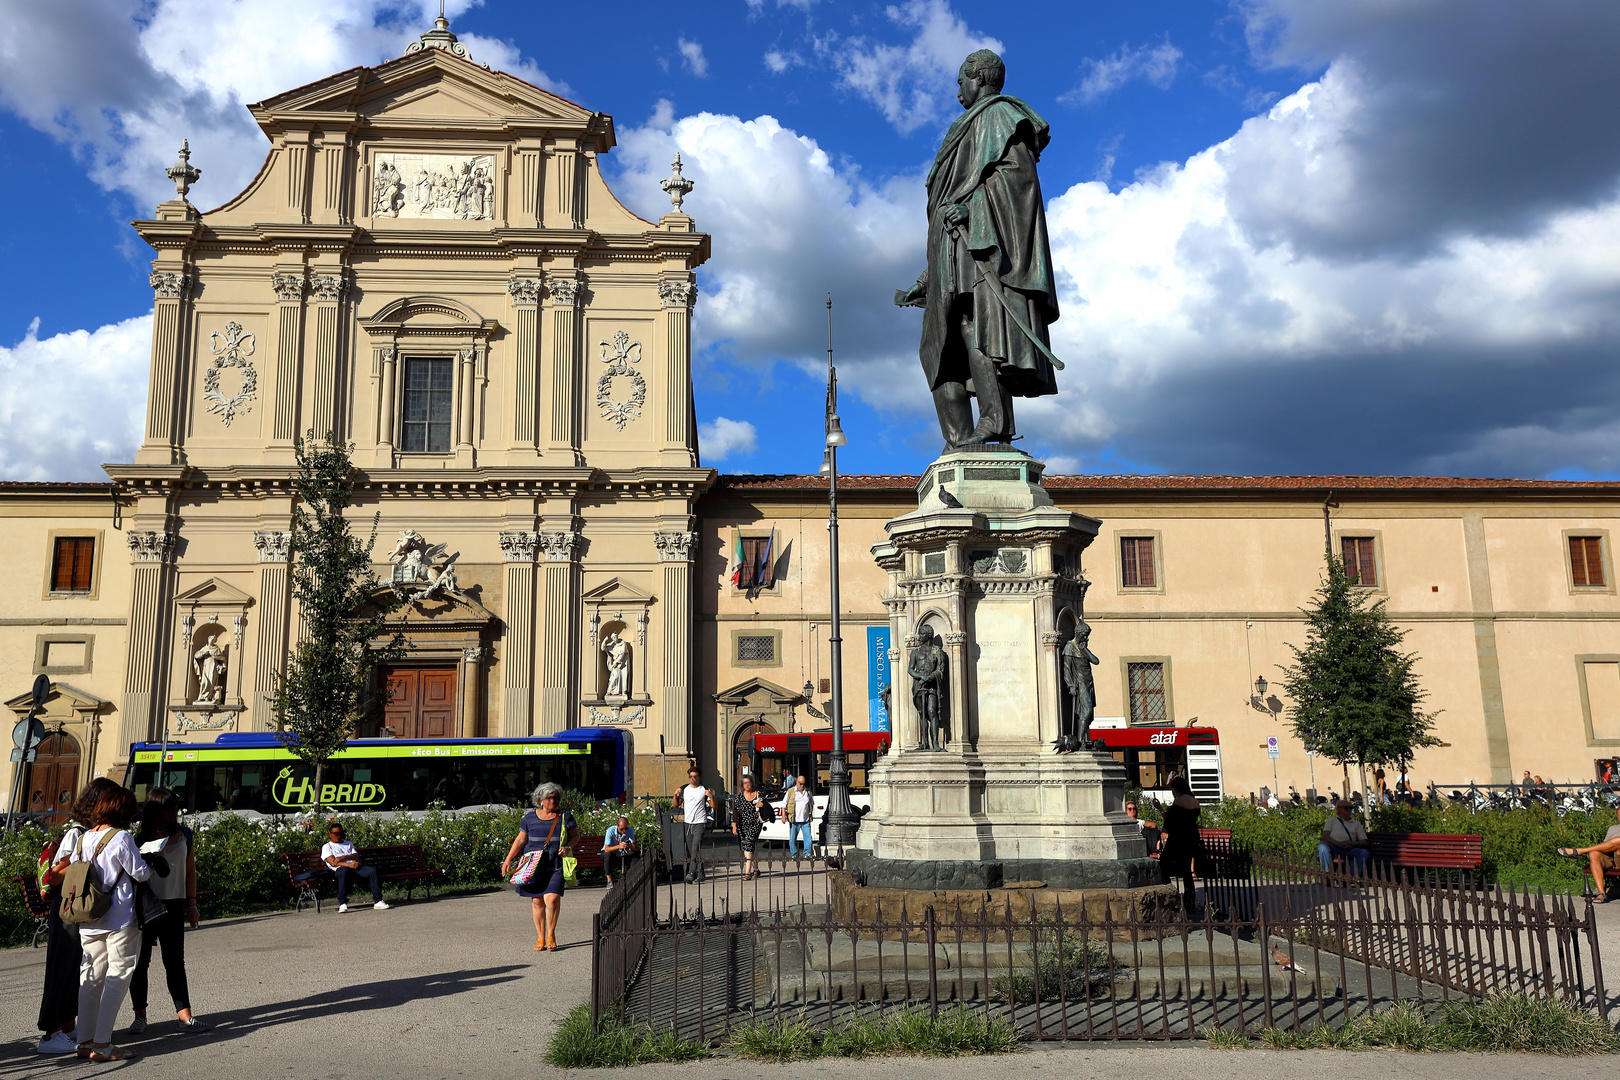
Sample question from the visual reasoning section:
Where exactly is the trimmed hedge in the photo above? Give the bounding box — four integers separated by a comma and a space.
1142, 795, 1614, 892
0, 793, 663, 948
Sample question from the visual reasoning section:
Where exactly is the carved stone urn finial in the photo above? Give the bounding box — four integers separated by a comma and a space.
166, 140, 200, 200
660, 153, 694, 212
405, 3, 482, 66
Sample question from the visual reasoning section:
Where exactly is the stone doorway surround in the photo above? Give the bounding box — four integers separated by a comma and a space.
714, 676, 807, 791
366, 589, 498, 739
5, 682, 108, 805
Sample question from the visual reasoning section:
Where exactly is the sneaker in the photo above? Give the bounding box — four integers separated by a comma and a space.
127, 1016, 148, 1035
36, 1032, 78, 1055
337, 903, 349, 913
180, 1018, 210, 1034
373, 900, 390, 910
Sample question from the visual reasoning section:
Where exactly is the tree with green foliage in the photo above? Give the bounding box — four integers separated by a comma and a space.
1280, 557, 1440, 808
272, 432, 407, 811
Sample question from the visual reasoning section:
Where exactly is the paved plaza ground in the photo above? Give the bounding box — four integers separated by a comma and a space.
1, 877, 1616, 1078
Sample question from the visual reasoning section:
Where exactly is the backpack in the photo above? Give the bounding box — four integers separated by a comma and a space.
59, 829, 122, 926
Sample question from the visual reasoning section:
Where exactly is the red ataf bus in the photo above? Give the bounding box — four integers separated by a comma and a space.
1089, 723, 1224, 803
746, 731, 892, 845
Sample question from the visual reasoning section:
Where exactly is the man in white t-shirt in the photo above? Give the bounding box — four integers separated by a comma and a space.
1318, 801, 1371, 874
782, 774, 815, 858
674, 768, 716, 883
321, 824, 389, 912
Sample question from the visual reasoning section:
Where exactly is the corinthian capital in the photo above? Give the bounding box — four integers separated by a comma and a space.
658, 280, 698, 309
538, 530, 584, 562
310, 274, 348, 302
271, 273, 305, 302
507, 279, 541, 305
654, 530, 698, 562
127, 530, 177, 562
499, 531, 540, 562
547, 279, 581, 308
149, 271, 191, 299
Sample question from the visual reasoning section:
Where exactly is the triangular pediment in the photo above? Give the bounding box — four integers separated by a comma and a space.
582, 578, 655, 604
174, 577, 254, 608
714, 677, 804, 708
252, 48, 602, 138
6, 681, 109, 713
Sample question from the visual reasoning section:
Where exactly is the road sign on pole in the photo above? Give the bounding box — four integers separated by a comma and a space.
1267, 736, 1280, 759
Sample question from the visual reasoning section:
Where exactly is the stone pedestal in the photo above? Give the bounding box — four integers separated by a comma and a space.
862, 447, 1154, 889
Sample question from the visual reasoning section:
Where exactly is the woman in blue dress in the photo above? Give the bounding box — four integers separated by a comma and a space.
501, 782, 578, 951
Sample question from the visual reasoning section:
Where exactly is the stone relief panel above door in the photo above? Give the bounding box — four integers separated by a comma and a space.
372, 152, 497, 220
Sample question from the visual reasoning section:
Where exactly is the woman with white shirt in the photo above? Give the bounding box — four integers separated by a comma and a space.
72, 785, 152, 1062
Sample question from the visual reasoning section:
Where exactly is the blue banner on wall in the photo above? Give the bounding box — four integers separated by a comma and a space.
867, 626, 891, 732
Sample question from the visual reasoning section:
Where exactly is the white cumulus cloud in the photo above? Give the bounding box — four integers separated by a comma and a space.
678, 37, 709, 78
698, 417, 759, 461
0, 316, 153, 481
819, 0, 1001, 134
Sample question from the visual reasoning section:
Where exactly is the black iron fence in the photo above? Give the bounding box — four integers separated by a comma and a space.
591, 843, 1607, 1042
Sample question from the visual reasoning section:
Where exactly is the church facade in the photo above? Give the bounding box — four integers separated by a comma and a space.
6, 26, 1620, 814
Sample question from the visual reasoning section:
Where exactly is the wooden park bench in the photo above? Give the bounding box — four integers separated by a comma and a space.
571, 835, 606, 873
282, 843, 445, 913
1366, 831, 1482, 872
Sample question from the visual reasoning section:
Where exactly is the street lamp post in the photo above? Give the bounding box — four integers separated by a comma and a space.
820, 294, 857, 849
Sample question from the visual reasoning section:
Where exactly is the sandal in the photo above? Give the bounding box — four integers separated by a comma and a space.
534, 938, 545, 951
545, 935, 557, 951
1558, 848, 1585, 860
89, 1046, 137, 1062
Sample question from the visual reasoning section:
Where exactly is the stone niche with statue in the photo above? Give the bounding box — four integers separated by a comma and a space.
857, 448, 1159, 891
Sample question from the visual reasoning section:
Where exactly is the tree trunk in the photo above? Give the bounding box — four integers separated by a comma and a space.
312, 761, 324, 819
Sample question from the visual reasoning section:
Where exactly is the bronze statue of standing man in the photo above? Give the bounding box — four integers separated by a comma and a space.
897, 49, 1061, 450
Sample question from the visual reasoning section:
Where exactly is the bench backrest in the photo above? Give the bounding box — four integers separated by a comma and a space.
1198, 827, 1233, 852
1367, 831, 1483, 868
571, 836, 606, 865
283, 843, 429, 879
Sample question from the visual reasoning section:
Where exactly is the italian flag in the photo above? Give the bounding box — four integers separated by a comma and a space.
730, 531, 747, 587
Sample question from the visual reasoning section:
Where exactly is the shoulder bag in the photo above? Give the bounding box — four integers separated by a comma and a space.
509, 814, 560, 885
59, 829, 121, 926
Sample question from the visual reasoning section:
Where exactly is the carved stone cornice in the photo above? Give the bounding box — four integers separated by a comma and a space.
127, 530, 177, 562
310, 274, 348, 302
547, 279, 581, 308
253, 530, 291, 563
499, 530, 540, 562
658, 280, 698, 310
507, 279, 541, 305
271, 273, 306, 302
654, 530, 697, 562
148, 271, 191, 300
538, 530, 583, 562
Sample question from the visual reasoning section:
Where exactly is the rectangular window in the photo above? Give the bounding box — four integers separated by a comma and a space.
1120, 537, 1156, 588
737, 635, 776, 662
1342, 536, 1378, 587
737, 536, 776, 590
1127, 662, 1166, 724
1572, 536, 1606, 587
51, 537, 95, 592
401, 357, 454, 453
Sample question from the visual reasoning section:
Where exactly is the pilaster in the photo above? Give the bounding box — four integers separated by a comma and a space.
537, 529, 583, 734
499, 531, 539, 736
508, 278, 542, 462
138, 270, 192, 464
373, 346, 397, 467
460, 646, 484, 739
545, 279, 583, 463
252, 530, 292, 730
308, 273, 348, 438
659, 280, 697, 462
656, 530, 697, 753
269, 269, 307, 454
120, 528, 178, 755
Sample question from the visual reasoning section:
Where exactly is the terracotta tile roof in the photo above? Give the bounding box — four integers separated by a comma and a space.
711, 473, 1620, 495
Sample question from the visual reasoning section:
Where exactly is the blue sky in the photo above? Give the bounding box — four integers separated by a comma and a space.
4, 1, 1620, 481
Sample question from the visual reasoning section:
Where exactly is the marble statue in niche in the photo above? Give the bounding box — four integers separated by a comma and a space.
602, 632, 631, 699
193, 633, 227, 706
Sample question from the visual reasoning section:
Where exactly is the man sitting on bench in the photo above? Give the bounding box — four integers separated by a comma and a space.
1319, 800, 1371, 874
1560, 806, 1620, 902
322, 824, 390, 913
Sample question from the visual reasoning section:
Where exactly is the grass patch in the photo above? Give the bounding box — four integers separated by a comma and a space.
991, 932, 1119, 1004
544, 1003, 710, 1068
1200, 1025, 1250, 1049
1216, 995, 1618, 1055
730, 1008, 1023, 1060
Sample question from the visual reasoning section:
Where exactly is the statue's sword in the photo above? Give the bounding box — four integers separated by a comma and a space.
949, 222, 1065, 371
